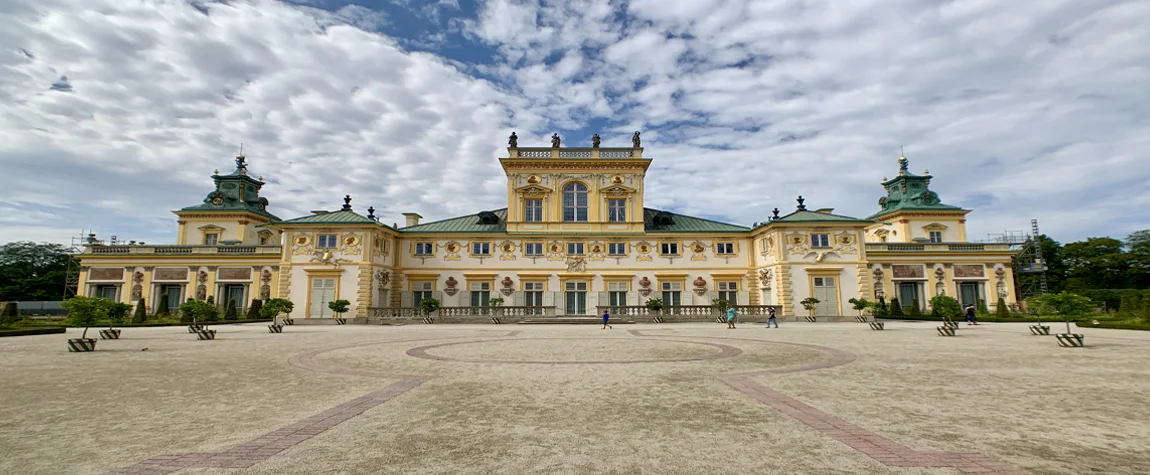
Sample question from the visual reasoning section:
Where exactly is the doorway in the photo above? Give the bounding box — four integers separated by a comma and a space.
812, 277, 838, 316
310, 278, 336, 318
898, 282, 921, 310
565, 281, 587, 315
959, 282, 982, 308
221, 284, 246, 310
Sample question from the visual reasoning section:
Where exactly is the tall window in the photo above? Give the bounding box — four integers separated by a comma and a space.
470, 282, 491, 307
204, 233, 218, 245
810, 233, 830, 248
317, 234, 338, 248
608, 281, 628, 307
565, 281, 587, 314
415, 242, 433, 256
661, 282, 682, 306
524, 199, 543, 222
525, 242, 544, 256
412, 282, 433, 304
524, 282, 544, 307
718, 281, 738, 306
929, 231, 943, 243
607, 199, 626, 222
562, 182, 588, 222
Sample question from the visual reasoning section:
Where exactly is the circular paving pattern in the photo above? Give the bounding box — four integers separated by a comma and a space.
406, 337, 742, 364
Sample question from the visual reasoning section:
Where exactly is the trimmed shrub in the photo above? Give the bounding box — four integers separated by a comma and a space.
156, 294, 170, 317
978, 298, 989, 315
1, 302, 20, 328
132, 298, 148, 323
223, 299, 238, 321
996, 297, 1010, 318
908, 299, 923, 318
930, 295, 962, 320
889, 298, 904, 316
206, 295, 215, 305
247, 299, 263, 320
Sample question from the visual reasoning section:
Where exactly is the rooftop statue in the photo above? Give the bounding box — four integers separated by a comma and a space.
234, 154, 247, 174
508, 131, 518, 148
632, 131, 641, 148
551, 133, 561, 148
592, 134, 600, 148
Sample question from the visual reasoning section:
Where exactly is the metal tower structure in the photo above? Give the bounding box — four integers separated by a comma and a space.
63, 230, 90, 299
1016, 219, 1049, 298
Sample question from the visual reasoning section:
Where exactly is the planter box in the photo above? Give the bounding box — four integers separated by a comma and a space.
283, 318, 294, 325
855, 316, 869, 323
268, 324, 283, 333
196, 329, 216, 340
652, 315, 665, 324
334, 318, 347, 325
187, 324, 204, 333
937, 326, 957, 336
1029, 325, 1051, 335
942, 321, 959, 329
99, 329, 121, 340
869, 321, 885, 330
804, 316, 817, 322
1055, 333, 1084, 347
68, 338, 96, 352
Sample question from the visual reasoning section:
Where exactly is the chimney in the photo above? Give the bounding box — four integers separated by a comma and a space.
402, 212, 423, 227
815, 208, 834, 214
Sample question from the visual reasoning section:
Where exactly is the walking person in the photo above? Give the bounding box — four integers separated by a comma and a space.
964, 304, 979, 325
602, 309, 613, 329
726, 306, 737, 329
766, 306, 778, 328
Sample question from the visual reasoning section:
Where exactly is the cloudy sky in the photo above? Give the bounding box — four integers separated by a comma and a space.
1, 0, 1147, 247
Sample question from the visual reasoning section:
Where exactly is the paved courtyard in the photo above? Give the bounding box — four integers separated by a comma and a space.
2, 321, 1148, 475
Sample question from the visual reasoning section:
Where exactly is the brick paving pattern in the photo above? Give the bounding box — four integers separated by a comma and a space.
406, 337, 743, 364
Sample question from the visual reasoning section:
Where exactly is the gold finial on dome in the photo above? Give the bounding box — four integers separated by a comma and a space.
924, 169, 930, 175
214, 168, 220, 175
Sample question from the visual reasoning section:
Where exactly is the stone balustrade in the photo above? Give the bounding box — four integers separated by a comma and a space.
865, 243, 1012, 252
85, 245, 282, 255
596, 305, 780, 316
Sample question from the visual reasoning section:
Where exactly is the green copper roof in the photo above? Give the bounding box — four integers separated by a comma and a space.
401, 209, 508, 233
868, 156, 965, 219
398, 208, 750, 234
178, 155, 280, 220
642, 208, 750, 233
769, 209, 872, 224
276, 210, 382, 225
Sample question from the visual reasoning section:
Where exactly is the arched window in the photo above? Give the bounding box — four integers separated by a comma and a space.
562, 182, 588, 222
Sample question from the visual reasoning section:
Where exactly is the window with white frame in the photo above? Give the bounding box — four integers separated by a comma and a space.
204, 233, 219, 245
567, 242, 584, 255
608, 281, 628, 307
716, 242, 734, 255
525, 242, 544, 256
562, 182, 588, 222
317, 234, 338, 248
607, 199, 626, 222
929, 231, 942, 243
523, 282, 544, 307
660, 242, 679, 255
379, 239, 388, 253
564, 281, 587, 314
661, 282, 682, 306
415, 242, 434, 256
412, 281, 433, 304
607, 242, 627, 256
469, 282, 491, 307
524, 199, 543, 222
472, 242, 491, 255
718, 281, 738, 306
810, 233, 830, 248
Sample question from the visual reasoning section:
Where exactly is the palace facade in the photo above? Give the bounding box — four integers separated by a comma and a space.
75, 136, 1018, 320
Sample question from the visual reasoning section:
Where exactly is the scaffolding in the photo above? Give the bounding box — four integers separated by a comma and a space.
64, 230, 126, 299
994, 219, 1050, 300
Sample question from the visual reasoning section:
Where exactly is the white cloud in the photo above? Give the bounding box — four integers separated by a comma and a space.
1, 0, 1148, 247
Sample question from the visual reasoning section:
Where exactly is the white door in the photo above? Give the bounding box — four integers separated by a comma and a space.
813, 277, 838, 316
310, 278, 336, 318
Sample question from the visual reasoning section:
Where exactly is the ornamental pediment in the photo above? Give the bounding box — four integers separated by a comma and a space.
514, 184, 554, 196
601, 185, 637, 196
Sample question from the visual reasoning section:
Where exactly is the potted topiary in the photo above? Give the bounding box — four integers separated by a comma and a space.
179, 299, 218, 340
929, 295, 962, 336
712, 298, 731, 324
645, 298, 665, 323
61, 296, 111, 352
261, 298, 294, 333
328, 299, 350, 324
419, 297, 440, 324
131, 298, 148, 324
100, 301, 131, 339
488, 297, 505, 323
848, 297, 870, 323
800, 297, 819, 322
1029, 292, 1091, 347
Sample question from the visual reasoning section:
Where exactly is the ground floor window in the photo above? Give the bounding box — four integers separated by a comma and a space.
718, 281, 738, 306
470, 282, 491, 307
661, 282, 682, 306
608, 281, 627, 307
958, 282, 983, 308
898, 282, 921, 309
565, 281, 587, 314
524, 282, 544, 307
412, 282, 433, 304
93, 285, 118, 301
160, 284, 183, 311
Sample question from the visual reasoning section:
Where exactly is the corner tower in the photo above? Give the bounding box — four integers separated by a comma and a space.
173, 154, 281, 246
865, 155, 969, 243
499, 132, 652, 234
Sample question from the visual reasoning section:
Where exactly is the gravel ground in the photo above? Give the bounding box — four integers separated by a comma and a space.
0, 321, 1146, 475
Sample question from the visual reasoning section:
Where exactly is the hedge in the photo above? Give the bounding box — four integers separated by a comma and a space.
1075, 320, 1150, 331
0, 327, 67, 337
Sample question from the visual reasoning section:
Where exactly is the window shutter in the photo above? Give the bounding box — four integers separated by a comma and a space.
513, 291, 524, 306
736, 291, 748, 307
431, 291, 442, 303
597, 291, 609, 307
626, 292, 639, 306
401, 291, 413, 307
460, 291, 470, 307
547, 291, 561, 315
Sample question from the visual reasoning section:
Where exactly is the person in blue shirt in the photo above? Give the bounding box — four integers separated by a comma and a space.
602, 310, 612, 329
726, 306, 737, 329
766, 306, 778, 328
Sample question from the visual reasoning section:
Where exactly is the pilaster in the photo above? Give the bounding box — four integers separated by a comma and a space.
355, 266, 373, 318
778, 264, 793, 316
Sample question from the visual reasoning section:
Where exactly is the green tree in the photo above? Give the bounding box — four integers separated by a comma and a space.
132, 298, 148, 323
1062, 237, 1131, 289
328, 299, 350, 319
0, 241, 75, 301
908, 299, 923, 317
61, 296, 112, 339
1, 302, 20, 328
930, 295, 962, 321
888, 298, 904, 316
247, 299, 263, 320
996, 297, 1010, 318
419, 297, 441, 316
1028, 291, 1094, 333
223, 299, 238, 320
848, 297, 870, 316
799, 297, 819, 317
1127, 230, 1150, 289
711, 298, 731, 313
107, 301, 131, 329
179, 299, 218, 326
260, 298, 294, 319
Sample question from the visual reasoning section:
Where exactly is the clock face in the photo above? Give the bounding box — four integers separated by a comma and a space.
212, 197, 223, 205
